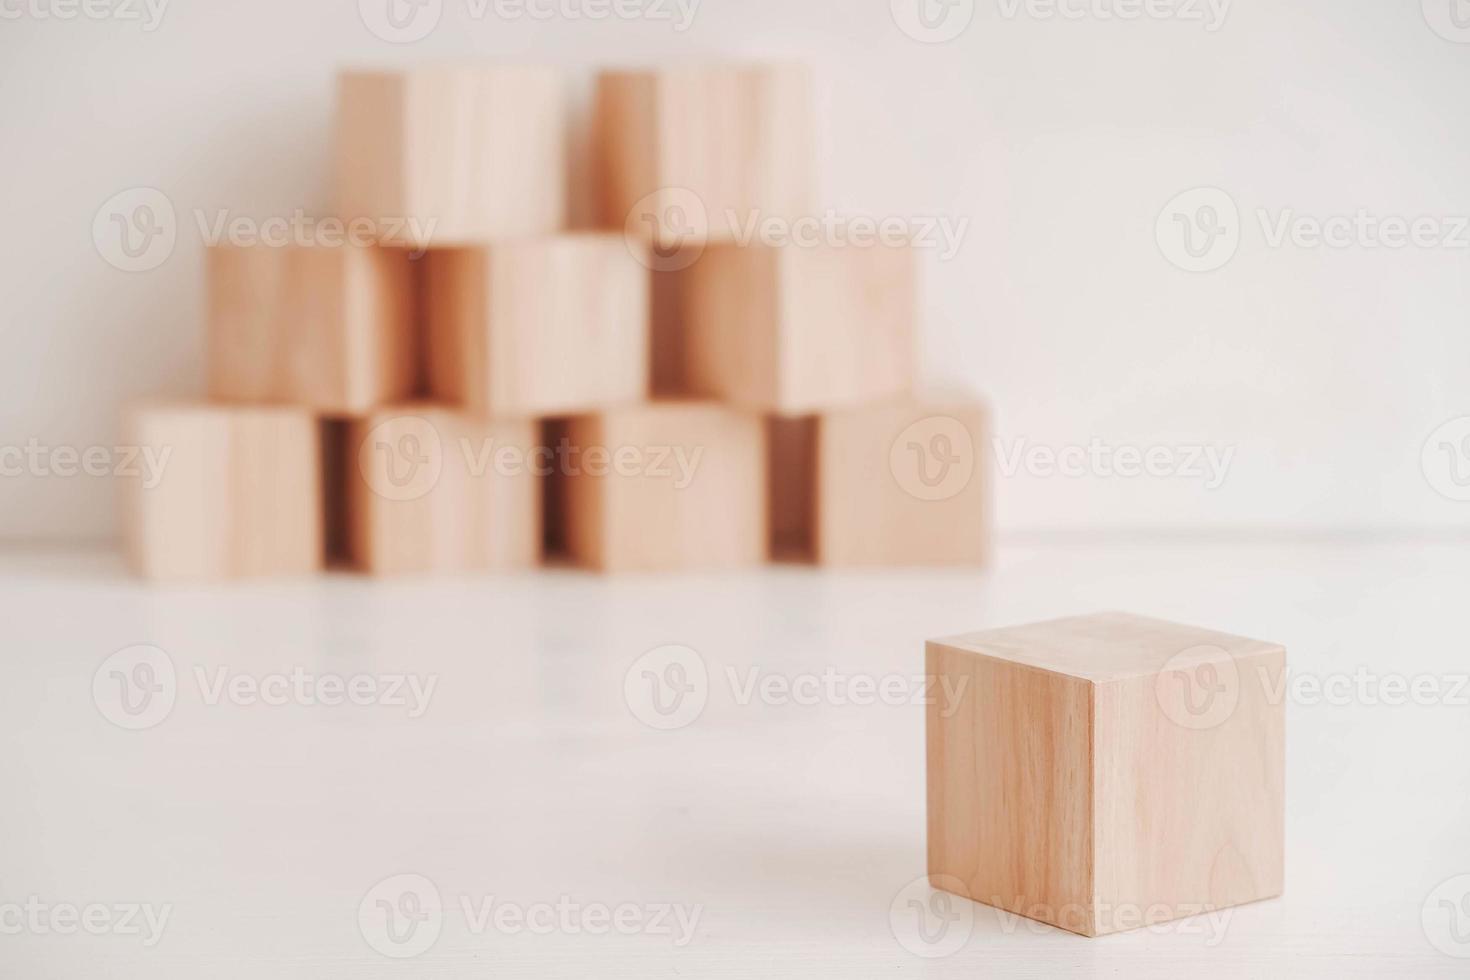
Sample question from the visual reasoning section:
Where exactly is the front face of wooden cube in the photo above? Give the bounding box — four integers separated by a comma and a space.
561, 406, 766, 572
346, 409, 540, 575
207, 244, 415, 414
683, 244, 782, 409
336, 69, 565, 247
596, 66, 813, 244
427, 239, 649, 418
124, 405, 322, 581
927, 613, 1286, 938
816, 399, 988, 566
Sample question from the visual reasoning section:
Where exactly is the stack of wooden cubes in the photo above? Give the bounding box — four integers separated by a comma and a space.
123, 64, 990, 580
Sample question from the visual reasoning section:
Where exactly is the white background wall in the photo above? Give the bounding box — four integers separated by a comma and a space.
3, 0, 1470, 541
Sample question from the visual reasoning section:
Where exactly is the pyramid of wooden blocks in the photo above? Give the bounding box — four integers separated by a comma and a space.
926, 612, 1285, 937
343, 408, 540, 575
559, 403, 765, 572
123, 403, 322, 581
683, 241, 917, 413
595, 65, 813, 244
425, 235, 650, 417
770, 395, 988, 565
336, 67, 564, 245
207, 242, 415, 414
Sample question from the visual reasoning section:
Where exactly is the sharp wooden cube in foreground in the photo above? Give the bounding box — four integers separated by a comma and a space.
683, 242, 916, 414
206, 242, 416, 414
595, 65, 813, 245
335, 67, 564, 246
559, 403, 765, 572
926, 612, 1286, 938
343, 407, 540, 575
122, 403, 322, 581
425, 235, 649, 418
769, 395, 988, 565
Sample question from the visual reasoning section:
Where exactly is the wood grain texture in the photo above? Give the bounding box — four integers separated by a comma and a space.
122, 403, 322, 581
594, 65, 813, 244
206, 243, 415, 414
683, 242, 916, 414
344, 407, 540, 575
927, 612, 1286, 937
425, 235, 650, 418
561, 403, 766, 572
336, 67, 564, 246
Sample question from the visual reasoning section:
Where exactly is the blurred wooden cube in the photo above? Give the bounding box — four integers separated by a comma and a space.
770, 395, 988, 565
595, 65, 813, 245
123, 403, 322, 581
335, 67, 564, 246
559, 403, 765, 572
684, 242, 916, 414
343, 407, 540, 575
206, 243, 416, 414
927, 612, 1286, 937
425, 235, 649, 417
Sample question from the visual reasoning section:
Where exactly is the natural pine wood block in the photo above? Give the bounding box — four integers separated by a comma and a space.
122, 403, 322, 581
769, 396, 988, 565
595, 65, 813, 245
343, 408, 540, 575
425, 235, 649, 417
560, 403, 765, 572
927, 612, 1286, 938
206, 243, 416, 414
335, 67, 564, 246
683, 242, 916, 414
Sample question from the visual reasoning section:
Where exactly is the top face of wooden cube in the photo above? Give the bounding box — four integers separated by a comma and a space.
335, 67, 565, 245
931, 611, 1283, 682
596, 64, 814, 242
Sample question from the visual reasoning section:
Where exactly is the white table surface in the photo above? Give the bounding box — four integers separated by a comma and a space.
2, 539, 1467, 978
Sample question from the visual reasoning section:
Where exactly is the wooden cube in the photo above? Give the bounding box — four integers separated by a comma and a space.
206, 243, 416, 414
683, 242, 916, 414
335, 67, 564, 246
425, 235, 649, 417
343, 407, 540, 575
927, 612, 1286, 938
595, 65, 813, 245
770, 395, 988, 565
122, 403, 322, 581
559, 403, 765, 572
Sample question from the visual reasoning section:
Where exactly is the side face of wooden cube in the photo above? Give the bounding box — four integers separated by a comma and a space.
345, 409, 540, 575
1091, 648, 1286, 935
207, 244, 415, 414
337, 68, 565, 245
561, 405, 766, 572
926, 642, 1096, 935
595, 66, 814, 241
426, 238, 650, 417
815, 398, 988, 566
124, 405, 322, 581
